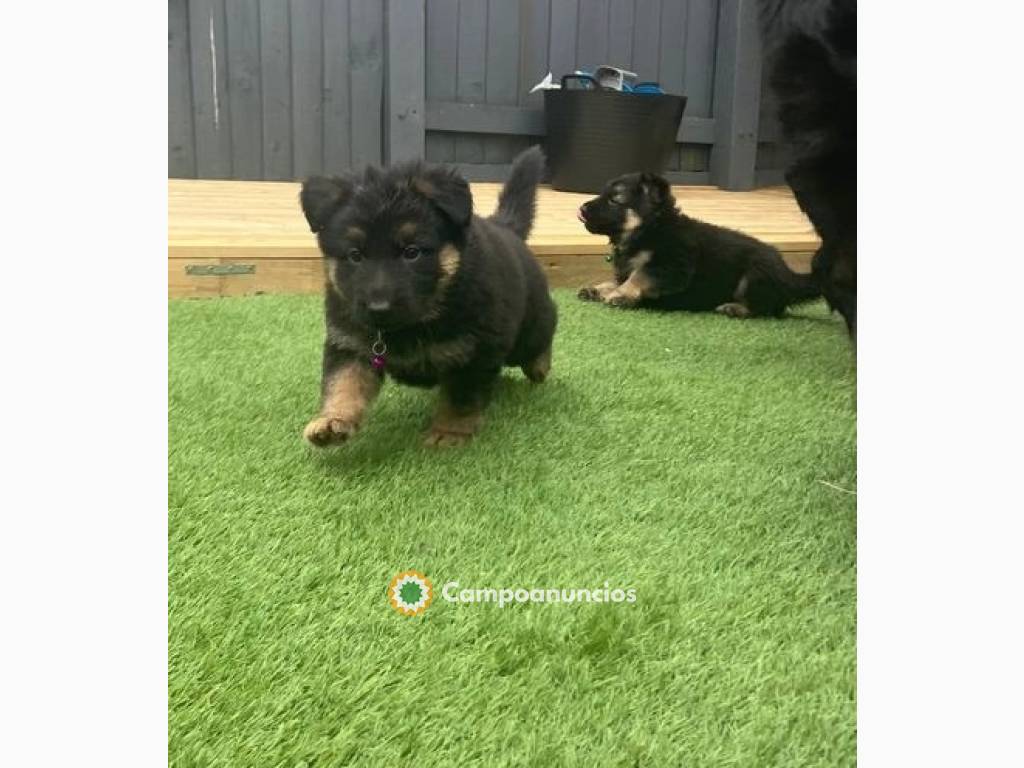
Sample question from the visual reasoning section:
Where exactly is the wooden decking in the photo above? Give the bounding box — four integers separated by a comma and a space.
168, 180, 819, 298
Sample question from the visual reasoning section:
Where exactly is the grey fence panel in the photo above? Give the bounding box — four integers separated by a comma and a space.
518, 0, 551, 110
386, 0, 425, 163
631, 0, 660, 82
189, 0, 232, 178
323, 0, 352, 172
168, 0, 196, 177
424, 0, 458, 163
609, 0, 635, 66
169, 0, 384, 180
455, 0, 487, 164
709, 0, 761, 189
548, 0, 579, 87
169, 0, 776, 189
348, 0, 384, 168
290, 0, 325, 179
576, 0, 610, 70
258, 0, 292, 179
225, 0, 262, 180
422, 0, 720, 180
484, 0, 525, 164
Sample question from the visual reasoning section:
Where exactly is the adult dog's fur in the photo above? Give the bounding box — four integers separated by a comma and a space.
299, 146, 556, 447
577, 172, 819, 317
758, 0, 856, 335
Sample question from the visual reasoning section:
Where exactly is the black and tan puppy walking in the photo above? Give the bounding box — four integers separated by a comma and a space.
299, 146, 556, 447
577, 172, 819, 318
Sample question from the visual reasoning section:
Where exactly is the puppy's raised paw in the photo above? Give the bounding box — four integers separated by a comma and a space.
303, 415, 359, 446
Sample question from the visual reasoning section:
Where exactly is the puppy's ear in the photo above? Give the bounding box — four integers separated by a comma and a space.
639, 173, 672, 208
300, 176, 354, 233
411, 167, 473, 227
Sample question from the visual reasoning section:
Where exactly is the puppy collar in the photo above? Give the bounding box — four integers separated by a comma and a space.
370, 330, 387, 371
606, 244, 624, 263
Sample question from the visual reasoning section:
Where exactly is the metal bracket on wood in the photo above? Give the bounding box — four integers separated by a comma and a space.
186, 264, 255, 276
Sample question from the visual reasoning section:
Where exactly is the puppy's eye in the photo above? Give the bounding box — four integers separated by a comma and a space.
401, 245, 422, 262
346, 248, 363, 263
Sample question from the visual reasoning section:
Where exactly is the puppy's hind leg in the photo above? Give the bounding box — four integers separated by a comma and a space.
715, 276, 752, 318
425, 367, 499, 447
521, 344, 552, 383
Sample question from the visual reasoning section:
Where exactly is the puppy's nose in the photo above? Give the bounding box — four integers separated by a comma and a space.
368, 300, 391, 313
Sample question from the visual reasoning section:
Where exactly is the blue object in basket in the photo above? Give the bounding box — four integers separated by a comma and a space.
629, 82, 665, 95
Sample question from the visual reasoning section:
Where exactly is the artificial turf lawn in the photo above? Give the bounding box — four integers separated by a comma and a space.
169, 291, 856, 767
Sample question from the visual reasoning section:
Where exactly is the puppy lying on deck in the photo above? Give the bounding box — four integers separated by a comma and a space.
300, 146, 557, 448
577, 173, 819, 318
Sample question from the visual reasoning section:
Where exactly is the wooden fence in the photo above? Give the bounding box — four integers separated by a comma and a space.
169, 0, 784, 190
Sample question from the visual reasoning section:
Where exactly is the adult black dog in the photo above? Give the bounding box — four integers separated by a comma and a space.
758, 0, 856, 335
299, 146, 556, 447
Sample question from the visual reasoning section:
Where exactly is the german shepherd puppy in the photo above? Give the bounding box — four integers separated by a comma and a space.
299, 146, 556, 447
577, 172, 819, 317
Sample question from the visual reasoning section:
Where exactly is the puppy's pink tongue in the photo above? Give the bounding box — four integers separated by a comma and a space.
577, 208, 586, 223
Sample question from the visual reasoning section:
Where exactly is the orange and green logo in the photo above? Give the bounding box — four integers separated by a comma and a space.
388, 570, 433, 616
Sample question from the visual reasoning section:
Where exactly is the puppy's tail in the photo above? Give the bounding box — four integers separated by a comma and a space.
490, 146, 545, 239
780, 268, 822, 305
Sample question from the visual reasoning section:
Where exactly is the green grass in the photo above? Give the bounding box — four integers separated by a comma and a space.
169, 291, 856, 767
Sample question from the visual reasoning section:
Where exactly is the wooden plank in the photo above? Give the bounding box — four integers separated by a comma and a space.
322, 0, 352, 173
169, 180, 820, 252
685, 0, 718, 118
425, 102, 716, 144
455, 0, 487, 165
630, 0, 661, 79
518, 0, 551, 109
548, 0, 580, 87
349, 0, 384, 167
189, 0, 232, 178
225, 0, 262, 179
709, 0, 761, 190
424, 0, 458, 163
484, 0, 521, 163
290, 0, 324, 179
168, 0, 197, 178
386, 0, 426, 163
575, 0, 609, 72
608, 0, 636, 69
259, 0, 292, 179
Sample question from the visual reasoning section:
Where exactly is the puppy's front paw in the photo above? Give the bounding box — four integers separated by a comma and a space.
303, 415, 359, 446
605, 292, 638, 309
423, 429, 474, 448
715, 302, 751, 319
579, 281, 617, 302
